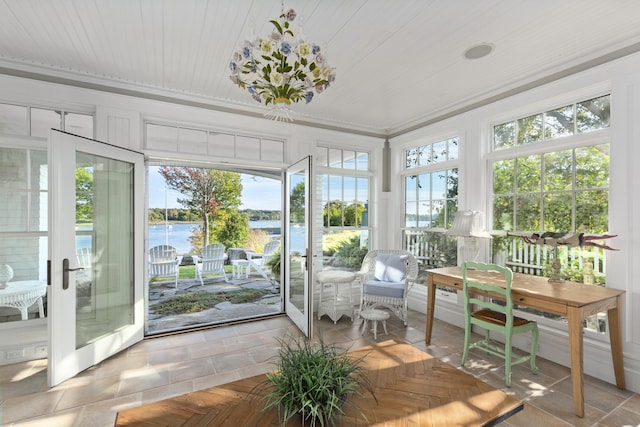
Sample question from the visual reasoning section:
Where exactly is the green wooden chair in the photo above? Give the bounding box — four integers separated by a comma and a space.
461, 261, 539, 387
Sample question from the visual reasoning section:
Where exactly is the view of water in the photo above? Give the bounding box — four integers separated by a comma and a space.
77, 221, 305, 254
149, 221, 303, 254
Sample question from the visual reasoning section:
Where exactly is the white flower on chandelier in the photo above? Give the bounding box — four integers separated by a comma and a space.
229, 7, 335, 120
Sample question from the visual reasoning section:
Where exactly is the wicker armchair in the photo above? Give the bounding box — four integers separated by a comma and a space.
355, 249, 418, 325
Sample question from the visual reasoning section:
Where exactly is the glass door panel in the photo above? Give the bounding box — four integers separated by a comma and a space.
48, 130, 143, 386
284, 157, 313, 337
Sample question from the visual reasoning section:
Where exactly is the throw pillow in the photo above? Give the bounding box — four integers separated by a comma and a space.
374, 253, 408, 283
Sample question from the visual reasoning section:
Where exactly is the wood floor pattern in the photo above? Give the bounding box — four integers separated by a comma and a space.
115, 340, 522, 426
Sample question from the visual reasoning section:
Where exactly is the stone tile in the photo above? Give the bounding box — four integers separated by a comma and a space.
168, 358, 215, 383
55, 375, 121, 412
116, 366, 171, 396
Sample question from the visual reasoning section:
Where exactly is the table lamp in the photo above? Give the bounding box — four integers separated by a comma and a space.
445, 210, 492, 263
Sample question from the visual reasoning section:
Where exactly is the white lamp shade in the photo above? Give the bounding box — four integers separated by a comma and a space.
445, 210, 492, 238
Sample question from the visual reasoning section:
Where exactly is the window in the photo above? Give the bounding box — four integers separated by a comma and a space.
491, 95, 611, 333
402, 137, 459, 272
317, 147, 370, 271
494, 95, 610, 149
0, 103, 94, 139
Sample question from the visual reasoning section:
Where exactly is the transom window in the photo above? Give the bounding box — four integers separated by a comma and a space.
406, 137, 458, 168
494, 94, 610, 150
0, 103, 93, 139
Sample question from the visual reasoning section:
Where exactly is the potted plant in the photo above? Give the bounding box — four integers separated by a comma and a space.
261, 335, 374, 426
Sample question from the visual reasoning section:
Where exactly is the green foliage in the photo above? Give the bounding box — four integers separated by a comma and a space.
265, 247, 281, 278
75, 167, 93, 223
150, 289, 270, 316
323, 201, 366, 227
261, 335, 374, 426
328, 235, 367, 268
212, 208, 249, 250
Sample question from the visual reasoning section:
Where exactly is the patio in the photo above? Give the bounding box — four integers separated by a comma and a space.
147, 272, 281, 334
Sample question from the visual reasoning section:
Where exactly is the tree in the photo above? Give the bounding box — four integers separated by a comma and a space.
76, 167, 93, 223
159, 167, 242, 248
212, 208, 249, 249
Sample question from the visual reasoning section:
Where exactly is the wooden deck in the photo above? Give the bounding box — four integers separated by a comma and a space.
115, 340, 522, 426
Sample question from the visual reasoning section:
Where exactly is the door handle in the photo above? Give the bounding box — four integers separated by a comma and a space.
63, 258, 84, 290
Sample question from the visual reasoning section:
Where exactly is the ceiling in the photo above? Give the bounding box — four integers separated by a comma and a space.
1, 0, 640, 138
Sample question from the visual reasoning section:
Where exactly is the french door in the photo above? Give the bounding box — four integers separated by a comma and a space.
284, 157, 314, 338
48, 130, 144, 386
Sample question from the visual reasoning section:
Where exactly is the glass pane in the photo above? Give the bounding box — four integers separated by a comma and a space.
493, 159, 515, 194
545, 105, 574, 139
544, 150, 573, 191
356, 177, 369, 226
317, 147, 329, 167
328, 175, 342, 226
65, 113, 94, 139
517, 114, 543, 145
328, 148, 341, 168
446, 168, 458, 200
445, 197, 458, 228
343, 177, 356, 225
577, 95, 610, 133
431, 199, 445, 228
494, 122, 515, 149
76, 152, 134, 348
417, 173, 430, 204
0, 103, 28, 136
31, 108, 61, 138
516, 155, 541, 193
418, 144, 431, 165
493, 195, 514, 231
288, 170, 306, 312
0, 236, 47, 323
0, 147, 27, 188
406, 148, 418, 168
576, 190, 609, 233
405, 175, 417, 202
515, 194, 541, 231
543, 192, 572, 231
576, 144, 609, 189
343, 150, 356, 170
321, 175, 329, 226
419, 200, 431, 227
432, 140, 446, 163
432, 171, 447, 199
447, 138, 459, 160
405, 201, 417, 227
355, 152, 369, 171
321, 229, 368, 269
146, 123, 178, 151
0, 191, 27, 232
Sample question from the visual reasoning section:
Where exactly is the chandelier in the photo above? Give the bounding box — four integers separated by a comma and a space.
229, 6, 335, 122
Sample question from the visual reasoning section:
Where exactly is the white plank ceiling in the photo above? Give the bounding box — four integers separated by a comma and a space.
1, 0, 640, 136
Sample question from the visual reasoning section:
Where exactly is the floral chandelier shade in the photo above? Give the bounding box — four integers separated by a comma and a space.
229, 6, 335, 122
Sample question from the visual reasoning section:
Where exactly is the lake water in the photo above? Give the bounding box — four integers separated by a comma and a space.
77, 221, 305, 254
149, 221, 303, 254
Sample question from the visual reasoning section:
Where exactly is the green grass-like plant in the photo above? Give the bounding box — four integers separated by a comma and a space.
261, 335, 374, 426
150, 289, 270, 315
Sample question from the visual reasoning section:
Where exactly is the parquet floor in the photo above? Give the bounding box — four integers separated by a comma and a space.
115, 340, 522, 426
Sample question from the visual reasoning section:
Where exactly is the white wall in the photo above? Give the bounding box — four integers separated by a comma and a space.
392, 52, 640, 393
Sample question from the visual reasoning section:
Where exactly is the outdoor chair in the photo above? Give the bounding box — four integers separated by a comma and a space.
461, 261, 539, 387
148, 245, 180, 288
247, 240, 280, 281
195, 243, 228, 285
356, 249, 418, 325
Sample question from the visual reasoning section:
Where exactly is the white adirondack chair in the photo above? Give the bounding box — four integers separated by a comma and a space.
149, 245, 180, 288
195, 243, 228, 285
246, 240, 280, 280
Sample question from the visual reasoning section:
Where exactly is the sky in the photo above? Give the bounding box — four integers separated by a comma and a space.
148, 166, 281, 210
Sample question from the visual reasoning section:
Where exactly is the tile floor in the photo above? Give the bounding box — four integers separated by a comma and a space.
1, 310, 639, 426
